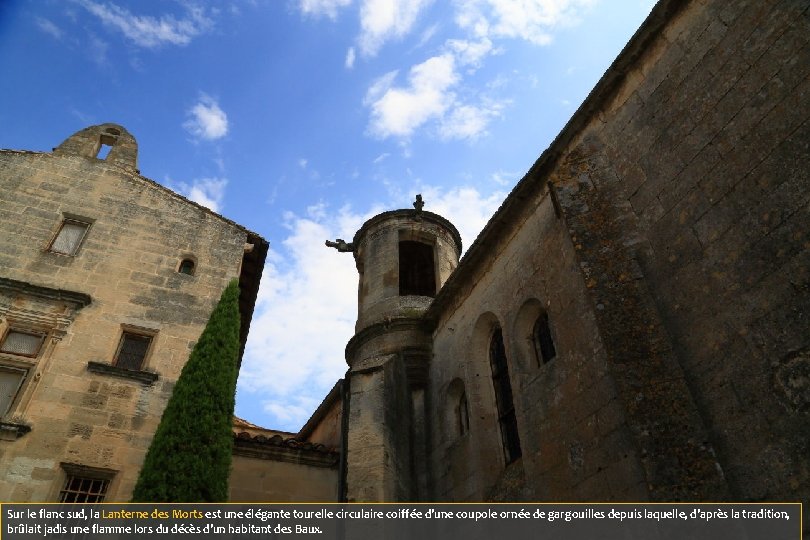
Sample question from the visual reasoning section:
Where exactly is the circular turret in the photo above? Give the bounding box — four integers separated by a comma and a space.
351, 202, 461, 333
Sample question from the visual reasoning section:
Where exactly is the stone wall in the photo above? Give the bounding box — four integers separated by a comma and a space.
428, 193, 643, 501
424, 0, 808, 504
0, 125, 252, 501
550, 0, 809, 503
229, 454, 338, 502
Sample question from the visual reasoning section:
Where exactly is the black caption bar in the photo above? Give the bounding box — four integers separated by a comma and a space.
1, 503, 801, 540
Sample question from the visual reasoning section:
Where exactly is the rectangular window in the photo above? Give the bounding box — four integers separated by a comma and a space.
0, 330, 45, 358
0, 366, 27, 416
49, 219, 90, 255
58, 465, 113, 503
399, 240, 436, 297
113, 332, 152, 371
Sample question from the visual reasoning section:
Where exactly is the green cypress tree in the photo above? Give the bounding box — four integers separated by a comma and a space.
131, 279, 241, 502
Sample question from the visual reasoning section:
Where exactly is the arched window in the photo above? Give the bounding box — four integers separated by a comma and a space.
178, 258, 195, 275
533, 312, 556, 365
490, 327, 521, 463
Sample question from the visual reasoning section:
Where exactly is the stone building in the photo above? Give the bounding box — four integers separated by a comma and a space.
252, 0, 809, 509
0, 124, 267, 501
2, 0, 808, 515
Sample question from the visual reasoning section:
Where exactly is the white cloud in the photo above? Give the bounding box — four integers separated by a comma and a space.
183, 95, 229, 141
299, 0, 353, 19
417, 185, 506, 252
365, 54, 458, 138
446, 37, 493, 67
176, 177, 228, 213
345, 46, 356, 68
298, 158, 308, 169
359, 0, 432, 56
364, 54, 505, 140
238, 185, 505, 430
35, 18, 62, 39
456, 0, 596, 45
76, 0, 214, 48
439, 102, 503, 140
238, 204, 370, 429
372, 152, 390, 164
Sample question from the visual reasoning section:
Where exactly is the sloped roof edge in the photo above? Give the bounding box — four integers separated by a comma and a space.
424, 0, 688, 327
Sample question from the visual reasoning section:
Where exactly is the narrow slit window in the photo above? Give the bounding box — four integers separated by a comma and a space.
114, 333, 152, 371
49, 219, 90, 256
399, 240, 436, 296
490, 327, 521, 464
457, 391, 470, 436
0, 330, 45, 357
533, 312, 557, 365
0, 366, 28, 416
178, 258, 195, 275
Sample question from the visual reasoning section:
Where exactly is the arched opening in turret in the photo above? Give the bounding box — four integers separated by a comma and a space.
399, 240, 435, 297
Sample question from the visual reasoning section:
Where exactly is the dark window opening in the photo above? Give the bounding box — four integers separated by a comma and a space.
113, 333, 152, 371
178, 259, 195, 275
457, 391, 469, 436
59, 474, 110, 503
490, 327, 521, 463
533, 312, 557, 364
399, 240, 435, 296
0, 366, 28, 416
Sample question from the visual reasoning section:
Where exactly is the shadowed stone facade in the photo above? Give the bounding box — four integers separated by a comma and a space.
326, 0, 808, 517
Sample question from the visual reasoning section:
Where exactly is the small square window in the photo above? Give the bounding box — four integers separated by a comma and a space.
113, 332, 152, 371
0, 366, 28, 416
178, 258, 195, 275
0, 330, 45, 358
49, 219, 90, 255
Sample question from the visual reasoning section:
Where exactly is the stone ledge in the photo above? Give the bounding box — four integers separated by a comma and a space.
86, 361, 159, 385
0, 421, 32, 440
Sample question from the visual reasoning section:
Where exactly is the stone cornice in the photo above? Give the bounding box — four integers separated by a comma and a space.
0, 277, 91, 309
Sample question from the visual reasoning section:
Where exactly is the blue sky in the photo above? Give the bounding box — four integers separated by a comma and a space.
1, 0, 653, 432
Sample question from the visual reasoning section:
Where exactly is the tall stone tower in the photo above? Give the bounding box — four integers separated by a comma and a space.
327, 196, 461, 501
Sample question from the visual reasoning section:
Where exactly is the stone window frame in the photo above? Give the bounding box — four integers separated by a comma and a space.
86, 324, 159, 385
0, 278, 91, 437
0, 327, 47, 359
177, 254, 197, 276
0, 320, 52, 426
57, 463, 117, 503
113, 329, 155, 371
46, 213, 94, 257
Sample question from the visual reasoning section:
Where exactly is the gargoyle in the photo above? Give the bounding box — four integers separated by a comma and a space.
325, 238, 355, 252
